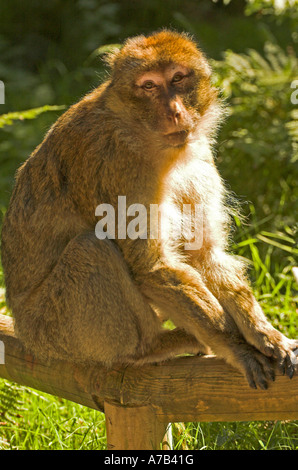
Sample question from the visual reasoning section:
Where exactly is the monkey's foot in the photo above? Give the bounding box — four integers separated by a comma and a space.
273, 337, 298, 379
249, 329, 298, 380
231, 343, 275, 390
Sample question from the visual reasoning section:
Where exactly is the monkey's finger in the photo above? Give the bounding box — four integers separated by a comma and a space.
278, 353, 295, 379
245, 370, 257, 390
250, 349, 276, 386
290, 340, 298, 351
258, 355, 275, 383
254, 367, 269, 390
286, 352, 296, 379
244, 357, 269, 390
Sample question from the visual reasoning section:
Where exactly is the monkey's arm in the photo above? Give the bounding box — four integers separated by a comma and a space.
136, 262, 275, 389
191, 250, 298, 378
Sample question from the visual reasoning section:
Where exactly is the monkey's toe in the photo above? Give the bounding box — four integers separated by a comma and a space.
274, 338, 298, 379
240, 347, 276, 390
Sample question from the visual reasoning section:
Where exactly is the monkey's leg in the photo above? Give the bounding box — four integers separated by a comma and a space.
131, 328, 211, 365
138, 265, 275, 389
14, 233, 200, 366
195, 251, 298, 378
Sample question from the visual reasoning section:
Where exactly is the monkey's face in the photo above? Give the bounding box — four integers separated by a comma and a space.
106, 30, 219, 148
133, 64, 199, 147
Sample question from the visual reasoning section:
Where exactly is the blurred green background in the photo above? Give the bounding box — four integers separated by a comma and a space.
0, 0, 297, 450
0, 0, 297, 258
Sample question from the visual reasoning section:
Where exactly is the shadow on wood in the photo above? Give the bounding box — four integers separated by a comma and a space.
0, 313, 297, 449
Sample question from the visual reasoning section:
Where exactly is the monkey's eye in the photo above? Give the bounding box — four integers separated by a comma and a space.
171, 73, 185, 84
142, 81, 156, 90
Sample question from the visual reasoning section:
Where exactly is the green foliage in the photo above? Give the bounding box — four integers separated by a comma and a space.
0, 382, 106, 449
0, 381, 25, 424
245, 0, 298, 18
0, 105, 65, 213
213, 42, 298, 232
85, 43, 122, 66
173, 420, 298, 450
0, 105, 65, 129
232, 219, 298, 338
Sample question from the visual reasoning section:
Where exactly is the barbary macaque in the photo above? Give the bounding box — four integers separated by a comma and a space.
1, 30, 297, 389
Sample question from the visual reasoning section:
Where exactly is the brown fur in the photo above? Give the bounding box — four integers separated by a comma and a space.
1, 30, 297, 389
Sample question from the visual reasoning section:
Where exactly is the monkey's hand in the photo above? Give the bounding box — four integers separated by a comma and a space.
217, 292, 298, 381
229, 342, 276, 390
249, 328, 298, 379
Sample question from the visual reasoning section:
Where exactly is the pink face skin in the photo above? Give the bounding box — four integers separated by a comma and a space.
135, 65, 193, 146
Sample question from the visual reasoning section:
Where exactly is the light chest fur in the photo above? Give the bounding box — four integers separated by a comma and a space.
159, 138, 229, 264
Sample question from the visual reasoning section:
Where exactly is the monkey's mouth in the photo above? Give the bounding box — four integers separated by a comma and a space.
163, 130, 189, 147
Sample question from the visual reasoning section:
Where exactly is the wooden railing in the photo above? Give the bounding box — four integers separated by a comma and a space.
0, 313, 297, 450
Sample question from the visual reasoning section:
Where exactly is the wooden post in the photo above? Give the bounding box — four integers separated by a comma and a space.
104, 401, 171, 450
0, 313, 297, 450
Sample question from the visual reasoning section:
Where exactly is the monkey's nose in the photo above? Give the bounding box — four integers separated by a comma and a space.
167, 109, 181, 127
168, 101, 183, 126
173, 111, 181, 126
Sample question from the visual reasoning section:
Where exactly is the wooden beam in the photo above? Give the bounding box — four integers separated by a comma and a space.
104, 401, 172, 450
0, 314, 111, 411
0, 312, 297, 448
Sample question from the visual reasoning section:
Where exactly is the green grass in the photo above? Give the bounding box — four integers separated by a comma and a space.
0, 381, 106, 450
173, 421, 298, 450
0, 231, 297, 450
